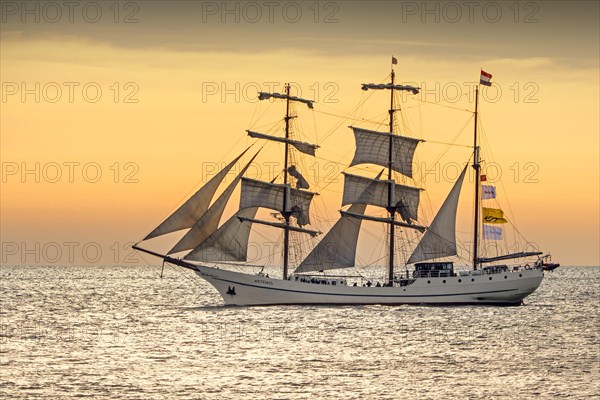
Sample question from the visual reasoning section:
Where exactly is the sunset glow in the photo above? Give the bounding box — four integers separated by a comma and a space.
1, 1, 598, 266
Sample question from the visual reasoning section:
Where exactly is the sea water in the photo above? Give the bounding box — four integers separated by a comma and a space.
1, 265, 598, 399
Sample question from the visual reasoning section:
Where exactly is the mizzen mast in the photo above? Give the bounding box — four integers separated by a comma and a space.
472, 85, 481, 270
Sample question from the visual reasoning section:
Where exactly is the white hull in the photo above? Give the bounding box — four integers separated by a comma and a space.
194, 265, 544, 306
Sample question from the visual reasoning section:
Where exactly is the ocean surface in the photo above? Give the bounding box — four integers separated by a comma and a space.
1, 265, 598, 399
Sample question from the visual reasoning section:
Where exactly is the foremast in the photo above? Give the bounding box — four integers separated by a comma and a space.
136, 85, 319, 276
251, 85, 319, 280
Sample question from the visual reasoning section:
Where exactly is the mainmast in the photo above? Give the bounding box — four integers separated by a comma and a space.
472, 87, 480, 270
357, 58, 422, 286
387, 69, 396, 286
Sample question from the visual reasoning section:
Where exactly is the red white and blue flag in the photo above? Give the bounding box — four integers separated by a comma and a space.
480, 70, 492, 86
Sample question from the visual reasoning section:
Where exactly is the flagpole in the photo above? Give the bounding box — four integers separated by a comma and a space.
472, 83, 481, 271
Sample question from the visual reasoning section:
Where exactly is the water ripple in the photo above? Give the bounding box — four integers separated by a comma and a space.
1, 265, 598, 399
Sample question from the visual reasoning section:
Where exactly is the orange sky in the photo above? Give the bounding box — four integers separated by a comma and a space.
1, 1, 598, 266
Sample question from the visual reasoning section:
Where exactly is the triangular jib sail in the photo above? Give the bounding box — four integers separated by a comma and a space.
144, 147, 250, 240
183, 207, 258, 262
168, 151, 260, 254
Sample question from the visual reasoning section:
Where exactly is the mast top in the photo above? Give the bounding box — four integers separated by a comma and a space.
258, 90, 315, 109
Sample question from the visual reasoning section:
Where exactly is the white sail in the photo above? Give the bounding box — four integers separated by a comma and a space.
296, 203, 364, 273
407, 166, 467, 264
342, 173, 421, 222
183, 207, 258, 262
169, 153, 258, 254
240, 178, 315, 226
144, 148, 249, 240
350, 127, 421, 178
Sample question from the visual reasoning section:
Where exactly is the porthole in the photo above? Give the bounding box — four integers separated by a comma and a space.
427, 280, 431, 284
443, 280, 446, 283
504, 276, 507, 279
519, 274, 523, 277
458, 279, 462, 283
489, 277, 492, 280
471, 278, 475, 282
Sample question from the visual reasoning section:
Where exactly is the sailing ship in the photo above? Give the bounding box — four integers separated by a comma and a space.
134, 64, 550, 306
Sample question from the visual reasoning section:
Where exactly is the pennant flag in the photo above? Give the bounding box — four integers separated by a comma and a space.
482, 185, 496, 199
483, 207, 508, 224
392, 56, 398, 65
480, 175, 487, 182
480, 70, 492, 86
483, 224, 503, 240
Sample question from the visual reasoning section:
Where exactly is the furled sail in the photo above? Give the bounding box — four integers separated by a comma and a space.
407, 166, 467, 264
477, 251, 543, 263
183, 207, 258, 262
143, 148, 249, 240
361, 83, 420, 94
240, 178, 315, 226
288, 165, 309, 189
257, 92, 314, 108
168, 152, 259, 254
247, 131, 318, 156
342, 173, 421, 222
349, 127, 421, 178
